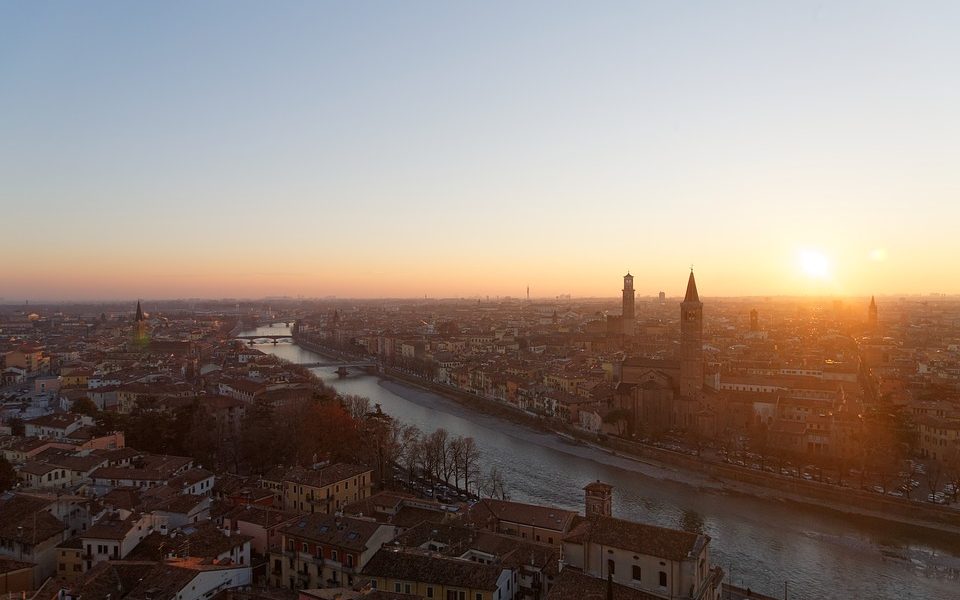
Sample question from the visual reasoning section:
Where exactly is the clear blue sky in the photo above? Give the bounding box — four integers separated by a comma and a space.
2, 2, 958, 300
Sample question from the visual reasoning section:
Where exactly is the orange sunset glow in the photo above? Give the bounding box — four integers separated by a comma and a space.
1, 4, 958, 301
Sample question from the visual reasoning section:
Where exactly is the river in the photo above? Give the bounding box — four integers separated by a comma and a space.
241, 325, 960, 599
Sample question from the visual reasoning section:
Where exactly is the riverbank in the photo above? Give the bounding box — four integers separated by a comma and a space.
290, 339, 960, 535
377, 366, 960, 536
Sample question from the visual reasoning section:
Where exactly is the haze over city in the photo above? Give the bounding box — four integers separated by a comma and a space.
3, 2, 959, 300
6, 4, 960, 600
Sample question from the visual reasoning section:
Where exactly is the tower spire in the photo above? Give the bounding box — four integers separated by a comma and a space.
135, 300, 145, 322
683, 270, 699, 303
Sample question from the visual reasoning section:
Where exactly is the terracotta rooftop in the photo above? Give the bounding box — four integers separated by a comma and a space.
280, 513, 385, 552
127, 523, 250, 561
362, 549, 502, 591
563, 515, 705, 562
283, 463, 371, 488
0, 493, 66, 542
467, 498, 577, 532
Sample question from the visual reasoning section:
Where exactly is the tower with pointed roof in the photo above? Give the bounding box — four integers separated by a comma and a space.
679, 270, 704, 400
868, 296, 878, 331
132, 300, 149, 349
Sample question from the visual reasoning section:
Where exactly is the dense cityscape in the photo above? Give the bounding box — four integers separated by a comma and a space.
1, 270, 960, 599
5, 2, 960, 599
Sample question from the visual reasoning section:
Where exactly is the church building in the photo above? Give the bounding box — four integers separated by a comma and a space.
614, 270, 706, 435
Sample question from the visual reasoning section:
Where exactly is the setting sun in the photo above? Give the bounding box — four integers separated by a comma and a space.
798, 249, 832, 280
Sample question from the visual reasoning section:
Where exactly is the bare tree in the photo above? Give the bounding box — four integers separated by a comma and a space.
926, 461, 943, 500
460, 436, 480, 495
479, 465, 508, 500
449, 436, 465, 490
342, 394, 371, 420
400, 425, 423, 481
423, 429, 451, 490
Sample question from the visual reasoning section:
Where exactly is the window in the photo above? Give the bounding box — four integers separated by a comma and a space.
395, 583, 402, 593
659, 571, 667, 587
607, 559, 615, 575
476, 594, 483, 600
332, 550, 338, 561
632, 565, 641, 581
404, 584, 411, 594
427, 587, 434, 598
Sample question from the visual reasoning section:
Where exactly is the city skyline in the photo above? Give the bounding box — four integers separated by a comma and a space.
3, 2, 958, 299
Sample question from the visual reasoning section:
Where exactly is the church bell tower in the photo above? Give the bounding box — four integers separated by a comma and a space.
868, 296, 878, 331
680, 270, 704, 399
622, 272, 636, 335
133, 300, 149, 349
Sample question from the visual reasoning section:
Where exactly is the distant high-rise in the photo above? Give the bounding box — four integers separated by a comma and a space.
658, 291, 666, 304
750, 308, 759, 331
680, 270, 704, 399
868, 296, 878, 330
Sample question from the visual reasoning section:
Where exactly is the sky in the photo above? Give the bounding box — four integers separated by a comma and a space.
1, 1, 958, 301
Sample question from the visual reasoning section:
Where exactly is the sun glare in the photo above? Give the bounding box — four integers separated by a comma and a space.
798, 249, 831, 280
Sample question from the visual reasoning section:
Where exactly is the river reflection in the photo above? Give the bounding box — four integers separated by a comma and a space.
241, 326, 960, 599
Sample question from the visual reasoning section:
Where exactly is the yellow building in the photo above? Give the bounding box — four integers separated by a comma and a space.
918, 417, 960, 462
280, 463, 373, 514
4, 343, 48, 376
55, 538, 86, 583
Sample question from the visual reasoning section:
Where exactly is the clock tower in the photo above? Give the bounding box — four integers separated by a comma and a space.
680, 269, 704, 399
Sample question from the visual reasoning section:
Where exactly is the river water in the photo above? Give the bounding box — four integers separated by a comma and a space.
242, 325, 960, 599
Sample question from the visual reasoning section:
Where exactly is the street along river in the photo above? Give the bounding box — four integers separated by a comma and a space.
243, 326, 960, 599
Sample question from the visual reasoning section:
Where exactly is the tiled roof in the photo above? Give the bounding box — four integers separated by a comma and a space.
467, 498, 576, 532
563, 516, 703, 562
83, 513, 138, 541
0, 494, 66, 542
362, 549, 502, 591
284, 463, 371, 488
127, 523, 250, 561
280, 513, 384, 551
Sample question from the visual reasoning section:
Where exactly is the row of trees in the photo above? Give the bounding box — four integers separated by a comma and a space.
343, 395, 508, 499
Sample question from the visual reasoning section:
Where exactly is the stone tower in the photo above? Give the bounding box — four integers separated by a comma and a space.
133, 300, 149, 348
750, 308, 759, 331
680, 270, 704, 399
868, 296, 878, 331
622, 272, 635, 335
584, 481, 613, 517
